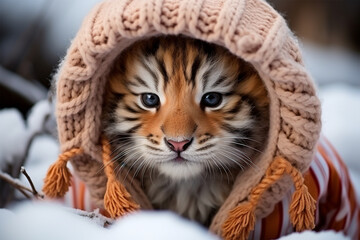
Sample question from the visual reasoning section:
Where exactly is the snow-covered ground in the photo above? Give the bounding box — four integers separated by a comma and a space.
0, 202, 350, 240
0, 203, 220, 240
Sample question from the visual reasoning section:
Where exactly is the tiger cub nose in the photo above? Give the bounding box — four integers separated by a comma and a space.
165, 138, 193, 152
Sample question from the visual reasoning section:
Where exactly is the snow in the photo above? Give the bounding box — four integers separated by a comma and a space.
0, 100, 58, 200
278, 230, 350, 240
302, 43, 360, 86
0, 99, 55, 172
0, 109, 27, 171
319, 84, 360, 173
0, 202, 106, 240
26, 99, 53, 135
0, 202, 219, 240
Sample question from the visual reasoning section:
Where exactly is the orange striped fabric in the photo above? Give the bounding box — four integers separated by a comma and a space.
249, 136, 360, 239
64, 136, 359, 239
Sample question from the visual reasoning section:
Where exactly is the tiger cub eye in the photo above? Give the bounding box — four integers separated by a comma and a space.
141, 93, 160, 108
201, 92, 222, 108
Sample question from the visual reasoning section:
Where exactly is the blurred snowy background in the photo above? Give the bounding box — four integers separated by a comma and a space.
0, 0, 359, 239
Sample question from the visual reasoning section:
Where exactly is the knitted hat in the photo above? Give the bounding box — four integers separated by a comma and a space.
43, 0, 321, 239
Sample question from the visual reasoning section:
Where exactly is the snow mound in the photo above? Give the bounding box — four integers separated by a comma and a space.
320, 84, 360, 174
278, 230, 350, 240
0, 109, 27, 171
302, 43, 360, 86
0, 202, 219, 240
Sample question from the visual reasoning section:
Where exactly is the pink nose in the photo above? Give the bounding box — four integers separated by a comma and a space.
165, 139, 192, 152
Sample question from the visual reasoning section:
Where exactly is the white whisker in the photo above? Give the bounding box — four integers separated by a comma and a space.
222, 140, 263, 153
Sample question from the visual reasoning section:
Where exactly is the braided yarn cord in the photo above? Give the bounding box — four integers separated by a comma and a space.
102, 138, 140, 218
222, 157, 316, 240
43, 148, 82, 198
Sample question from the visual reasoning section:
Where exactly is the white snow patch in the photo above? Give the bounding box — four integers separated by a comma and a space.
319, 84, 360, 173
302, 43, 360, 86
0, 202, 105, 240
0, 202, 219, 240
0, 109, 27, 171
0, 208, 15, 219
277, 230, 350, 240
26, 99, 52, 134
26, 134, 58, 166
0, 101, 58, 199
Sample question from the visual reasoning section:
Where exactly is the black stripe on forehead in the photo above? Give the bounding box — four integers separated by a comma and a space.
236, 72, 249, 85
191, 55, 201, 84
182, 40, 213, 87
201, 67, 213, 92
156, 57, 169, 85
193, 38, 216, 59
143, 37, 160, 57
140, 59, 159, 90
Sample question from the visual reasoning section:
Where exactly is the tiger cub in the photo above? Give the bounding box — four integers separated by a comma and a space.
102, 36, 269, 225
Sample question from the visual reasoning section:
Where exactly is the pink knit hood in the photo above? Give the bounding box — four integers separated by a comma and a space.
44, 0, 322, 239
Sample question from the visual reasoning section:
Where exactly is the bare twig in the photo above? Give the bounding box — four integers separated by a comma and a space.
0, 168, 44, 200
0, 96, 54, 207
0, 171, 32, 199
20, 167, 44, 199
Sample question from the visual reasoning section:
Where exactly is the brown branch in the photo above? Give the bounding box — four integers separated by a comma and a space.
0, 168, 44, 200
20, 167, 44, 199
0, 96, 53, 206
0, 171, 32, 199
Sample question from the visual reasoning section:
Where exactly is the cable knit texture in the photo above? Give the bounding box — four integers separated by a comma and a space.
52, 0, 321, 236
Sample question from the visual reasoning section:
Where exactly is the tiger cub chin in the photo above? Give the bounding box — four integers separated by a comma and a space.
102, 36, 269, 225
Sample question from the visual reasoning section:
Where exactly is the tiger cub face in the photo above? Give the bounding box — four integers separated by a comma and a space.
102, 36, 269, 182
103, 36, 269, 223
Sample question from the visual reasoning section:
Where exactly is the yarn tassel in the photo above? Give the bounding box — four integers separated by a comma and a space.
222, 203, 256, 240
288, 176, 316, 231
102, 138, 139, 218
43, 148, 82, 198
